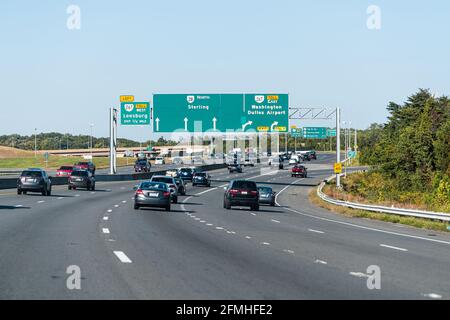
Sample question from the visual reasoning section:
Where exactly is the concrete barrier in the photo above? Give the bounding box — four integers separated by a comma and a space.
0, 164, 227, 190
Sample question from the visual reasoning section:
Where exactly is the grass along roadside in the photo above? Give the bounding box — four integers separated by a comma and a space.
309, 187, 450, 233
0, 156, 131, 170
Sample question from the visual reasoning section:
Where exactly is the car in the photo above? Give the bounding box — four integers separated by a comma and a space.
165, 169, 179, 177
308, 151, 317, 160
74, 161, 96, 174
288, 158, 299, 165
192, 172, 211, 187
68, 170, 96, 190
17, 168, 52, 196
228, 163, 243, 173
191, 156, 204, 165
178, 167, 194, 182
149, 175, 179, 203
134, 159, 151, 172
154, 157, 165, 165
172, 157, 184, 165
56, 165, 74, 177
243, 159, 255, 167
174, 177, 187, 195
291, 165, 307, 178
134, 181, 171, 211
223, 180, 259, 211
257, 186, 276, 206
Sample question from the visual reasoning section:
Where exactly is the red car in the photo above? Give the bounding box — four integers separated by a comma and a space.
73, 162, 96, 174
56, 166, 74, 177
291, 165, 307, 178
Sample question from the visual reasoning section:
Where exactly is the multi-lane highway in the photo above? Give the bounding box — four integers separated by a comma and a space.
0, 153, 449, 299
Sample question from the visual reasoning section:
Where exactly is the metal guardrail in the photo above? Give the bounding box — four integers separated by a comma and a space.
317, 175, 450, 222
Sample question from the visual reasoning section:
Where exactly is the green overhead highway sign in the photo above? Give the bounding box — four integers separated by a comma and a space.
152, 93, 289, 133
327, 128, 337, 137
120, 102, 150, 126
291, 128, 303, 137
302, 127, 328, 139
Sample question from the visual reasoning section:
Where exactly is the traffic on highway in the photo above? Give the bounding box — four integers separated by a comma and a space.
1, 1, 449, 317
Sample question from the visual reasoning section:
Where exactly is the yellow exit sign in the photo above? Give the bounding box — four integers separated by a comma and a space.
334, 163, 343, 174
120, 95, 134, 103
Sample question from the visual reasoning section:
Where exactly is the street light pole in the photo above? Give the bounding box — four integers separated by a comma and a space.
336, 108, 341, 188
34, 128, 37, 158
90, 124, 94, 158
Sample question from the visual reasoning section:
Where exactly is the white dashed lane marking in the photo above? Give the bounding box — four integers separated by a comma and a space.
107, 210, 113, 213
102, 228, 110, 234
380, 244, 408, 252
271, 219, 281, 224
261, 242, 271, 246
103, 217, 109, 221
113, 251, 132, 263
422, 293, 443, 299
314, 259, 328, 265
308, 229, 325, 234
37, 201, 45, 204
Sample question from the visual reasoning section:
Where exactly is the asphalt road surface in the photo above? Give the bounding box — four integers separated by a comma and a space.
0, 153, 449, 299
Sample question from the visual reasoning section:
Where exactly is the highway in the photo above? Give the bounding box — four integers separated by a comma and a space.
0, 153, 449, 299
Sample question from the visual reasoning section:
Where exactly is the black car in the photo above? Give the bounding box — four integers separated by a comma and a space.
68, 170, 96, 191
223, 180, 259, 211
228, 164, 242, 173
301, 153, 311, 161
192, 172, 211, 187
174, 177, 186, 195
308, 151, 317, 160
17, 169, 52, 196
178, 168, 194, 182
134, 159, 151, 172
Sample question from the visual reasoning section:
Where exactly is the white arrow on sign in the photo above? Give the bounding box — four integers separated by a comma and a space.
155, 118, 160, 131
271, 121, 279, 131
212, 117, 217, 131
184, 117, 189, 131
242, 121, 253, 131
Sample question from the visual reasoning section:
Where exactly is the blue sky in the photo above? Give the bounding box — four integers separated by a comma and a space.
0, 0, 449, 141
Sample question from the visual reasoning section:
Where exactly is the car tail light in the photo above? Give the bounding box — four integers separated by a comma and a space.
250, 190, 258, 196
163, 191, 170, 198
229, 189, 239, 196
135, 189, 144, 196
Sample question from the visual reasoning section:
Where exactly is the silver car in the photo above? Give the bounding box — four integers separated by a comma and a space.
257, 186, 276, 206
134, 182, 171, 211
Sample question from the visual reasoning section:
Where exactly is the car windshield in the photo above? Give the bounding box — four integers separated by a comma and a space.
231, 181, 257, 190
258, 187, 272, 193
59, 166, 73, 170
21, 171, 42, 177
152, 177, 173, 184
71, 171, 88, 177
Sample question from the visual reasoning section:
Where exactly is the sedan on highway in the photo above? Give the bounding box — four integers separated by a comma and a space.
134, 159, 151, 173
228, 163, 242, 173
192, 172, 211, 187
291, 165, 307, 178
178, 167, 194, 182
56, 165, 74, 177
17, 168, 52, 196
154, 157, 165, 165
68, 170, 96, 191
223, 180, 259, 211
257, 186, 276, 206
134, 182, 171, 211
150, 175, 179, 203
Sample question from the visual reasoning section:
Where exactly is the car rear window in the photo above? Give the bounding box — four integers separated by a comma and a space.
232, 181, 257, 190
71, 171, 88, 177
140, 182, 167, 190
21, 171, 42, 177
179, 168, 192, 173
258, 187, 272, 193
60, 166, 73, 170
152, 177, 173, 184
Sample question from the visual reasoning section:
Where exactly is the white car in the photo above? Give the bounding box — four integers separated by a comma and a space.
289, 158, 298, 165
155, 157, 165, 165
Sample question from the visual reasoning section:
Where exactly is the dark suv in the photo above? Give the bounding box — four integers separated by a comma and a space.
223, 180, 259, 211
192, 172, 211, 187
134, 159, 151, 172
17, 169, 52, 196
68, 170, 96, 191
